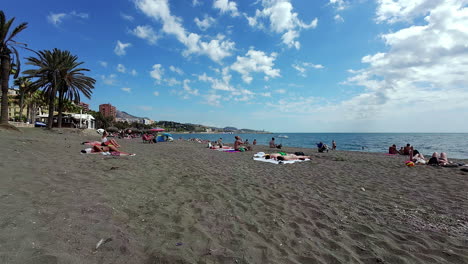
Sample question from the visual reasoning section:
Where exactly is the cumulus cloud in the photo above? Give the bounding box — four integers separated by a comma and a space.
121, 87, 132, 93
231, 49, 281, 83
114, 40, 132, 56
117, 64, 126, 73
176, 79, 199, 99
134, 0, 235, 63
245, 0, 318, 49
165, 78, 181, 86
193, 0, 201, 6
198, 72, 235, 91
169, 65, 184, 75
47, 11, 89, 26
150, 64, 164, 82
194, 15, 215, 31
204, 93, 222, 106
130, 69, 138, 76
309, 0, 468, 127
131, 25, 158, 44
213, 0, 240, 17
375, 0, 445, 24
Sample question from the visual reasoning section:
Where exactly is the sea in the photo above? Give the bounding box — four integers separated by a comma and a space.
174, 133, 468, 159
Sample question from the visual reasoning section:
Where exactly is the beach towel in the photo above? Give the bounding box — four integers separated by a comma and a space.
253, 157, 310, 164
80, 148, 136, 156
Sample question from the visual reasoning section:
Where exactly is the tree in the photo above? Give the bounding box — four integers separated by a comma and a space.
24, 49, 95, 129
0, 11, 28, 124
13, 76, 31, 122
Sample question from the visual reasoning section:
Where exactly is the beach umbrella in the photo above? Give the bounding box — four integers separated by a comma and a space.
150, 127, 165, 132
106, 126, 118, 132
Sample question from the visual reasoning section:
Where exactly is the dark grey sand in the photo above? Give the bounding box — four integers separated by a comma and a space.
0, 128, 467, 264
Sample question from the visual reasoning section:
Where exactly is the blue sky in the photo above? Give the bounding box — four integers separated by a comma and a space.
3, 0, 468, 132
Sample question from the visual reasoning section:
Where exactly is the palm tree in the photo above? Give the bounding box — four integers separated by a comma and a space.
24, 49, 95, 129
13, 76, 31, 122
0, 11, 28, 124
55, 52, 95, 128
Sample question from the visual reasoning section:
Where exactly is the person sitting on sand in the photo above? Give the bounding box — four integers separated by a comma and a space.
244, 139, 249, 145
389, 144, 398, 154
269, 138, 282, 149
102, 130, 121, 148
398, 147, 405, 155
317, 142, 328, 153
234, 136, 251, 151
428, 152, 439, 166
253, 139, 257, 145
217, 138, 223, 148
403, 143, 413, 155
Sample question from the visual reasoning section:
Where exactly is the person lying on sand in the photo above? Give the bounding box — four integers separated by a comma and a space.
81, 145, 134, 156
264, 153, 310, 161
411, 150, 426, 164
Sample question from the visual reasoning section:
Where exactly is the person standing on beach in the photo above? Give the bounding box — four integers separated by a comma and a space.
217, 138, 223, 147
332, 140, 336, 150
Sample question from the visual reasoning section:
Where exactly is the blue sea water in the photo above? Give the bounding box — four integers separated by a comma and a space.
174, 133, 468, 159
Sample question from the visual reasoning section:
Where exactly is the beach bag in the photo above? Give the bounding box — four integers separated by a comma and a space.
294, 152, 305, 156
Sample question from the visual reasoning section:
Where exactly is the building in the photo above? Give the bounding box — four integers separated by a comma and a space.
99, 103, 116, 119
142, 118, 154, 125
0, 88, 27, 121
78, 102, 90, 111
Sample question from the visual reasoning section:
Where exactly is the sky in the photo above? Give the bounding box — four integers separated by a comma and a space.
3, 0, 468, 132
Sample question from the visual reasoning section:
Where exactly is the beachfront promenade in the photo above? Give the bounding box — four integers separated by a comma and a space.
0, 128, 467, 263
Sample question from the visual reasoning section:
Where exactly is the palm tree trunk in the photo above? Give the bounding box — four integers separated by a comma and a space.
57, 89, 64, 128
0, 55, 11, 124
47, 86, 57, 130
19, 89, 25, 122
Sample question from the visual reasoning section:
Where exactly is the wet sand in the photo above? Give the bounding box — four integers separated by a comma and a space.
0, 128, 467, 264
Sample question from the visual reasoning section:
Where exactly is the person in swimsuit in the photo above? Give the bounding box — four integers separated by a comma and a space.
101, 130, 121, 148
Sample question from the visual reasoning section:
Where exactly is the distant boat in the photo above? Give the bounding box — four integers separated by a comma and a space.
278, 135, 288, 138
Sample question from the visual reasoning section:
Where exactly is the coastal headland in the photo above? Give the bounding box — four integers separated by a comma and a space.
0, 128, 467, 263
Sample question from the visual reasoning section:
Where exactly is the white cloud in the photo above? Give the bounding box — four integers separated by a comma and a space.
292, 62, 324, 77
169, 65, 184, 75
150, 64, 164, 82
47, 13, 67, 26
376, 0, 445, 24
193, 0, 201, 6
134, 0, 235, 63
99, 61, 108, 67
130, 69, 138, 76
117, 64, 126, 73
121, 87, 132, 93
101, 74, 118, 85
334, 14, 344, 22
329, 0, 347, 11
47, 11, 89, 26
213, 0, 240, 17
114, 40, 132, 56
198, 72, 235, 91
231, 49, 281, 83
177, 79, 199, 99
153, 91, 160, 96
194, 15, 215, 31
165, 78, 181, 86
131, 25, 158, 44
245, 0, 318, 49
204, 93, 222, 106
336, 0, 468, 124
121, 13, 134, 21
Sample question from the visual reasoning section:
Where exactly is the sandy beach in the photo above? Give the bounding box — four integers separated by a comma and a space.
0, 128, 467, 264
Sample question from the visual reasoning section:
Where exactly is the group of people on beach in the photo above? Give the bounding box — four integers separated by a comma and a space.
81, 129, 135, 156
388, 143, 452, 166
